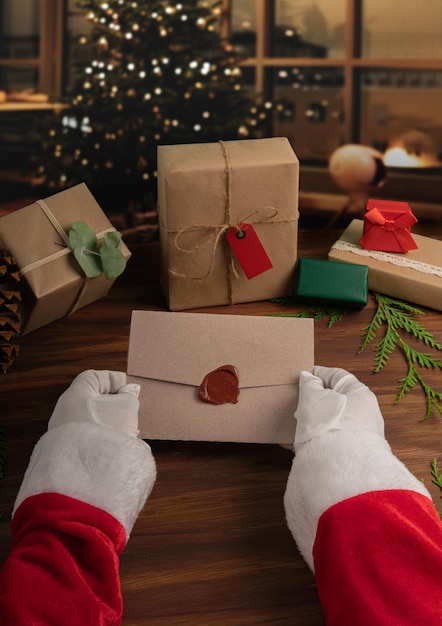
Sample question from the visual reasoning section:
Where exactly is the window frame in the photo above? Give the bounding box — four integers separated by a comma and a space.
223, 0, 442, 147
0, 0, 64, 101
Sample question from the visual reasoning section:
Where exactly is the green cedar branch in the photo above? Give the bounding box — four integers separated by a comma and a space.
271, 292, 442, 419
269, 297, 346, 328
360, 293, 442, 419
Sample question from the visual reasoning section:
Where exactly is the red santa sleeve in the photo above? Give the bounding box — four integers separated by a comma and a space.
285, 428, 442, 625
0, 493, 126, 625
0, 422, 156, 625
313, 488, 442, 626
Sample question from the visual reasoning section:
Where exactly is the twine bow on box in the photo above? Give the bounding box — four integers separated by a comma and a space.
359, 205, 418, 253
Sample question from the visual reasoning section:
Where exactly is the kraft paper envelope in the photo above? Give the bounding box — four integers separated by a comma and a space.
127, 310, 314, 444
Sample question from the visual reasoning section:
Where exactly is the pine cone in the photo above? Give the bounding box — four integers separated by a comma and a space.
0, 247, 21, 376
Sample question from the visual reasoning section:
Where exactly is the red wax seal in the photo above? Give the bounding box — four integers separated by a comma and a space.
198, 365, 240, 405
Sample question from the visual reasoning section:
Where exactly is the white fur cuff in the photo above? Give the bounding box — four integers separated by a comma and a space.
284, 429, 432, 571
13, 422, 157, 542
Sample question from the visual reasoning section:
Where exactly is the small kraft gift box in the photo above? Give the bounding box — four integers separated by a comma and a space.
0, 183, 131, 333
127, 310, 314, 445
157, 137, 299, 310
329, 219, 442, 312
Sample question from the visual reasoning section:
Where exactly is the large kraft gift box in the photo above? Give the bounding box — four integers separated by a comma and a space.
0, 183, 131, 333
127, 310, 314, 444
328, 219, 442, 312
157, 137, 299, 310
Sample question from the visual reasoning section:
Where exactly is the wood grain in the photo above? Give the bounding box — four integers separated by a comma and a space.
1, 225, 441, 625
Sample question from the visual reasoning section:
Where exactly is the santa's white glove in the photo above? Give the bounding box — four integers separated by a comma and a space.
14, 370, 156, 541
284, 365, 431, 571
294, 365, 384, 450
48, 369, 140, 437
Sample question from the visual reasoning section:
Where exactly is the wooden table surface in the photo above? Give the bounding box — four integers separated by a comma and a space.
1, 225, 442, 625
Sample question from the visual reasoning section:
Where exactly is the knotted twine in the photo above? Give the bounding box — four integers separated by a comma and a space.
164, 140, 297, 305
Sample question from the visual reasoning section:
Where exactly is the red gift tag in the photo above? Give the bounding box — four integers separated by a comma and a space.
226, 222, 273, 279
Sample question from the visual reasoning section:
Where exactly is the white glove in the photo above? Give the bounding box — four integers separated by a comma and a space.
285, 365, 431, 571
294, 365, 384, 449
15, 370, 156, 540
48, 369, 140, 438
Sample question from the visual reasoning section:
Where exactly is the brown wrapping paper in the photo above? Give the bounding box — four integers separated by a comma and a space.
0, 183, 131, 333
328, 219, 442, 312
127, 310, 314, 444
157, 137, 299, 310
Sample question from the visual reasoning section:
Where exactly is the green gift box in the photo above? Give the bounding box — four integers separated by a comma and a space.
294, 258, 368, 309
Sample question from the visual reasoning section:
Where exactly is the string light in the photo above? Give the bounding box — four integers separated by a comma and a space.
39, 0, 270, 208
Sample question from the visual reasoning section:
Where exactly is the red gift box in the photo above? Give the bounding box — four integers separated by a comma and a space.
359, 199, 418, 253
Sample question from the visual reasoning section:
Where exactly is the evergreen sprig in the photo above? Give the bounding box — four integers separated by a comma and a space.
269, 297, 346, 328
270, 292, 442, 418
360, 293, 442, 419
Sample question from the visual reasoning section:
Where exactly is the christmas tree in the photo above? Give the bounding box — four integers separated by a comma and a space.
35, 1, 273, 215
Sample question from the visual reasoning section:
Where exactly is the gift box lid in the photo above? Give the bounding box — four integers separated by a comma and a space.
157, 137, 299, 230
